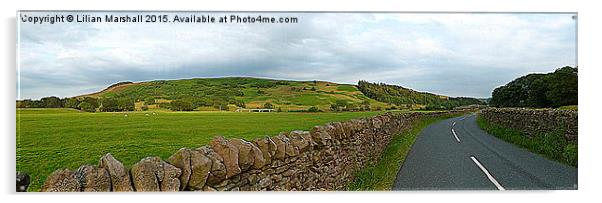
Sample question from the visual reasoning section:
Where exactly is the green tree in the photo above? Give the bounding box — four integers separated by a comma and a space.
307, 106, 320, 112
169, 100, 194, 111
40, 96, 63, 108
78, 101, 96, 112
490, 66, 577, 108
263, 102, 274, 109
144, 97, 156, 105
64, 98, 81, 109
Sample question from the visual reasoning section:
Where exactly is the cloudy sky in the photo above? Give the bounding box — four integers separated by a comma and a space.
18, 12, 576, 99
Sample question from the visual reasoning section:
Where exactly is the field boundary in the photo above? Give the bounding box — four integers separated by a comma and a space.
346, 112, 466, 190
35, 110, 470, 192
477, 108, 577, 167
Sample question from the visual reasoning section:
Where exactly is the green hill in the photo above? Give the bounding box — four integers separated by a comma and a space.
80, 77, 394, 112
357, 80, 485, 110
65, 77, 482, 112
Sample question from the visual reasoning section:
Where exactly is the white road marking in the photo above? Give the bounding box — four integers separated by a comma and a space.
451, 128, 461, 143
452, 121, 456, 127
470, 156, 506, 190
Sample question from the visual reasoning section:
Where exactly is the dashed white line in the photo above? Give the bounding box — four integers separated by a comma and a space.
451, 128, 461, 143
470, 156, 506, 191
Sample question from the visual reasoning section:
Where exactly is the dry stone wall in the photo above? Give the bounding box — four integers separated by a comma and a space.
479, 108, 578, 141
40, 111, 460, 192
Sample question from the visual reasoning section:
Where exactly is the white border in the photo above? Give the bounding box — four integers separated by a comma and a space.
2, 1, 601, 203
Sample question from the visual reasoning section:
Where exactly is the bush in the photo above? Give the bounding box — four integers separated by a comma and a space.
40, 96, 63, 108
64, 98, 81, 109
144, 97, 156, 105
99, 98, 134, 112
169, 100, 194, 111
307, 106, 320, 112
263, 102, 274, 109
78, 101, 96, 112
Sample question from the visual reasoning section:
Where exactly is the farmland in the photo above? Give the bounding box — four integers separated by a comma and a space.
16, 108, 385, 191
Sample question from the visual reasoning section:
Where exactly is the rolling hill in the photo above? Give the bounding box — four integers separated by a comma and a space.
74, 77, 482, 112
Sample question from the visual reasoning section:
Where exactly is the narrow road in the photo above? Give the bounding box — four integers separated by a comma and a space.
393, 114, 577, 190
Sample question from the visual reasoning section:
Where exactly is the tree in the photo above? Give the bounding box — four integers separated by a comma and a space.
99, 98, 118, 112
99, 98, 134, 112
82, 97, 99, 109
358, 80, 485, 109
263, 102, 274, 109
307, 106, 320, 112
78, 101, 96, 112
546, 66, 578, 107
169, 100, 194, 111
233, 100, 246, 108
144, 97, 156, 105
490, 66, 577, 108
64, 98, 81, 109
40, 96, 63, 108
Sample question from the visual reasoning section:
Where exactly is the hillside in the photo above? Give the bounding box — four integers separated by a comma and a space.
357, 80, 485, 110
80, 77, 394, 112
69, 77, 483, 112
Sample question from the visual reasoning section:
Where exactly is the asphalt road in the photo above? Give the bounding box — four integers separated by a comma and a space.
392, 114, 577, 190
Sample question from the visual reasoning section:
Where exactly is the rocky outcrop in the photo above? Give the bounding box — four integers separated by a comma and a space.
39, 111, 464, 192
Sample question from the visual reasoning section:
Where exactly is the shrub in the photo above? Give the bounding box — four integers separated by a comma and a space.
263, 102, 274, 109
307, 106, 320, 112
169, 100, 194, 111
78, 101, 96, 112
64, 98, 81, 109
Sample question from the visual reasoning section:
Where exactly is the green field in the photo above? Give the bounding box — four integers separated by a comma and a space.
17, 108, 384, 191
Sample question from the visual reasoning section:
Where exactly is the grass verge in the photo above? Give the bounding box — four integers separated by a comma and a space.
476, 116, 577, 167
347, 112, 464, 190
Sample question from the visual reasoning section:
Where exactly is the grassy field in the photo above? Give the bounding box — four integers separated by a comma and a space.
347, 112, 464, 190
17, 108, 384, 191
476, 115, 577, 167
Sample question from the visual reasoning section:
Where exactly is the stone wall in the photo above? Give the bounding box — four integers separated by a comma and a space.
479, 108, 578, 141
39, 111, 460, 192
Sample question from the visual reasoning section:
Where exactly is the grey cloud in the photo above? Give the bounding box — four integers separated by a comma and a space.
17, 12, 576, 99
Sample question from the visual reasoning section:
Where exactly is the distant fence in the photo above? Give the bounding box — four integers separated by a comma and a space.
38, 110, 467, 192
235, 108, 275, 112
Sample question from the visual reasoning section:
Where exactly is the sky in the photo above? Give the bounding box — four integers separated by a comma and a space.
17, 12, 577, 99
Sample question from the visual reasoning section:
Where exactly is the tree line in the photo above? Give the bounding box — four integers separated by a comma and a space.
17, 96, 134, 112
357, 80, 483, 110
490, 66, 577, 108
